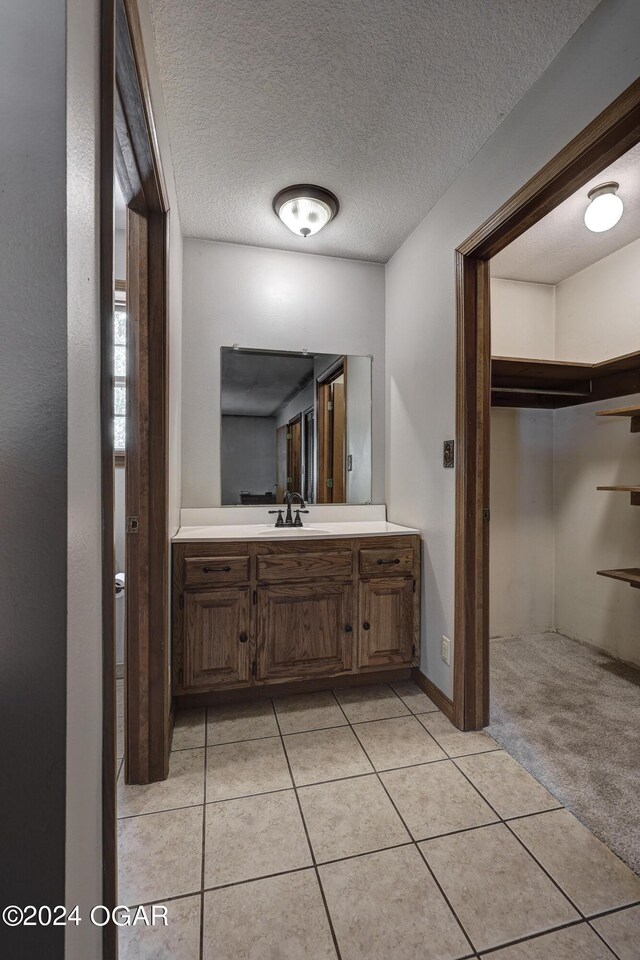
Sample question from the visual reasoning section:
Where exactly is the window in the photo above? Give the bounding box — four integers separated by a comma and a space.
114, 289, 127, 459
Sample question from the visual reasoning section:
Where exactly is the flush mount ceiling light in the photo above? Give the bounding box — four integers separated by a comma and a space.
273, 184, 339, 238
584, 181, 624, 232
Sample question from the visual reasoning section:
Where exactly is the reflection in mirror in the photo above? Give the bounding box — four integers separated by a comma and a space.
220, 347, 372, 506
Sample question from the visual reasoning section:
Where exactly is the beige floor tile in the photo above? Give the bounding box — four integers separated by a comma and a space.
298, 774, 409, 862
118, 807, 203, 907
204, 790, 312, 887
118, 894, 201, 960
172, 708, 206, 751
381, 760, 497, 839
510, 809, 640, 916
206, 737, 292, 801
274, 690, 347, 734
203, 869, 337, 960
455, 750, 559, 819
283, 726, 372, 786
353, 715, 446, 770
207, 699, 279, 744
418, 711, 499, 757
591, 904, 640, 960
118, 748, 205, 818
319, 845, 470, 960
334, 683, 410, 722
390, 680, 440, 714
487, 923, 617, 959
116, 679, 125, 719
420, 823, 578, 952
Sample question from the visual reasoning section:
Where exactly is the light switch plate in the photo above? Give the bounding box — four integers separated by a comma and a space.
441, 635, 451, 665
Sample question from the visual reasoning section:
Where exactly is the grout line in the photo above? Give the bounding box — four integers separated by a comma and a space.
586, 900, 640, 960
132, 687, 636, 959
451, 761, 590, 927
339, 690, 477, 957
270, 697, 343, 960
476, 916, 589, 956
199, 708, 209, 960
118, 800, 205, 821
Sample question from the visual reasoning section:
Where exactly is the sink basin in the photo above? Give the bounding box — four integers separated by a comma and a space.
257, 526, 326, 536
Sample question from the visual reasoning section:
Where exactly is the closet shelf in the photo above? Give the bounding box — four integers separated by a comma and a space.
597, 568, 640, 589
596, 405, 640, 433
597, 485, 640, 506
491, 350, 640, 409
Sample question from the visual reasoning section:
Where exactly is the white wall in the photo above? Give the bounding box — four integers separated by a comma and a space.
346, 354, 373, 503
555, 395, 640, 666
221, 416, 277, 504
386, 0, 640, 697
182, 239, 385, 507
556, 237, 640, 362
490, 409, 555, 638
489, 280, 557, 639
276, 381, 315, 429
491, 278, 556, 359
66, 0, 102, 954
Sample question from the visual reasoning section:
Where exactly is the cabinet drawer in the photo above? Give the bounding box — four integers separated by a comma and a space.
257, 550, 353, 582
359, 546, 415, 577
184, 556, 250, 588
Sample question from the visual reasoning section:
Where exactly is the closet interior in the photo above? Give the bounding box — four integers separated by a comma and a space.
487, 142, 640, 874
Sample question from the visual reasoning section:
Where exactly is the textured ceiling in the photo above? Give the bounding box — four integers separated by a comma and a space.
148, 0, 600, 262
492, 142, 640, 284
221, 350, 316, 416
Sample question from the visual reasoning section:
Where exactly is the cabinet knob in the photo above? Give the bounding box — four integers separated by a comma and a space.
362, 621, 370, 631
377, 558, 400, 565
239, 632, 248, 643
203, 565, 231, 573
345, 624, 353, 633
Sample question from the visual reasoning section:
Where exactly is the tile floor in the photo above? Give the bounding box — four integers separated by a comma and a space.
117, 681, 640, 959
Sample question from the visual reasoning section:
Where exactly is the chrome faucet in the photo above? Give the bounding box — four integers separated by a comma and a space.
269, 491, 308, 527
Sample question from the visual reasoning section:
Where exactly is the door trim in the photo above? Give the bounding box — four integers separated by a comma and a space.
101, 0, 171, 949
454, 77, 640, 730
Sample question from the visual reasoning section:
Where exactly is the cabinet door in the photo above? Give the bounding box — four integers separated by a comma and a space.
184, 587, 251, 688
257, 582, 354, 682
358, 578, 415, 668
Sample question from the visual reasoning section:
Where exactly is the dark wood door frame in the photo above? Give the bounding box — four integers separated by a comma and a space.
454, 77, 640, 731
101, 0, 171, 950
316, 358, 347, 503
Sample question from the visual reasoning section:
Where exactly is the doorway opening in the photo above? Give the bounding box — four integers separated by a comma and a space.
317, 359, 347, 502
455, 78, 640, 875
454, 76, 640, 732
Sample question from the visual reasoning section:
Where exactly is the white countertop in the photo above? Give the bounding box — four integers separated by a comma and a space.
172, 520, 419, 542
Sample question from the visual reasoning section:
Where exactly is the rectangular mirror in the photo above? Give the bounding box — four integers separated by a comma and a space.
220, 347, 372, 506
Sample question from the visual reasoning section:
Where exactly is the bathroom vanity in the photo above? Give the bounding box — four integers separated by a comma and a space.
172, 516, 421, 700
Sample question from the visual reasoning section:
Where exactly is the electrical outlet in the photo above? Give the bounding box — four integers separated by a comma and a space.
441, 635, 451, 665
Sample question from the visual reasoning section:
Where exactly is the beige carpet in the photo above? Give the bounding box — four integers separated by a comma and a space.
488, 632, 640, 875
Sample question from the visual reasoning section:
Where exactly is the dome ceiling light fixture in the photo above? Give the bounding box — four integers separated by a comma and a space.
584, 181, 624, 233
273, 184, 339, 238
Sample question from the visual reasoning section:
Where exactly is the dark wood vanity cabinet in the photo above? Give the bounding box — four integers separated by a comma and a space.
358, 577, 416, 669
172, 535, 420, 697
183, 587, 252, 689
257, 581, 354, 682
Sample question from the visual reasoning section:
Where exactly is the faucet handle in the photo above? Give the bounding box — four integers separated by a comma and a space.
293, 509, 309, 527
268, 509, 285, 528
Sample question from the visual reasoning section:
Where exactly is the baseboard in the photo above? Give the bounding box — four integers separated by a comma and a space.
174, 667, 412, 710
411, 668, 454, 722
